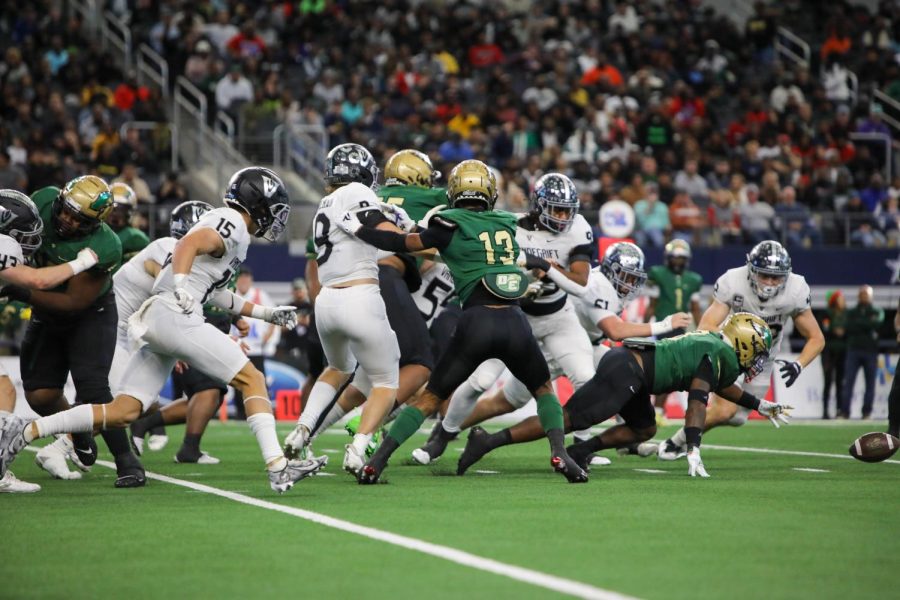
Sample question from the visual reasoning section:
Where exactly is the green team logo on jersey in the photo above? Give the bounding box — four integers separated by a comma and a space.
483, 271, 525, 299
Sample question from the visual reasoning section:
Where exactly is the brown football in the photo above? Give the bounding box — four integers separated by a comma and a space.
849, 432, 900, 463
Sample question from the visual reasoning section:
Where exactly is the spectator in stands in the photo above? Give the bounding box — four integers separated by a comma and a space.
821, 290, 847, 420
769, 72, 805, 113
226, 21, 267, 60
669, 192, 704, 243
0, 149, 26, 190
745, 1, 776, 64
844, 194, 885, 247
438, 132, 474, 163
522, 75, 558, 113
203, 9, 239, 56
633, 182, 669, 248
581, 53, 623, 89
609, 1, 640, 35
822, 56, 852, 106
157, 171, 188, 209
312, 69, 344, 107
774, 186, 821, 248
821, 21, 852, 63
215, 63, 253, 115
841, 285, 884, 420
739, 183, 774, 243
44, 34, 69, 76
114, 162, 152, 205
674, 159, 709, 205
860, 172, 889, 213
707, 189, 741, 246
875, 196, 900, 246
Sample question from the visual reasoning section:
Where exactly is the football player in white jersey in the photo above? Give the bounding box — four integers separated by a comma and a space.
0, 168, 327, 493
412, 173, 599, 464
0, 190, 99, 492
283, 143, 402, 475
656, 240, 824, 459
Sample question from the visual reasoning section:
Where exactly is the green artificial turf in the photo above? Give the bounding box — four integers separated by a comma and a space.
2, 422, 897, 600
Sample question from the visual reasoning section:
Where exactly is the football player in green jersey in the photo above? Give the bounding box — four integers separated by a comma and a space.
107, 182, 149, 264
340, 159, 587, 484
8, 176, 146, 487
643, 239, 703, 423
457, 313, 790, 478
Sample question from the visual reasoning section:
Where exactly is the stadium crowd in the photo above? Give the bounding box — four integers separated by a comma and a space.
3, 0, 900, 251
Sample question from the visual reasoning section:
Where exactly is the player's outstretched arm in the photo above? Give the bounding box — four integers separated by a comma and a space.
792, 308, 825, 369
1, 248, 97, 290
340, 209, 454, 253
717, 383, 792, 428
698, 298, 731, 331
6, 269, 108, 312
597, 312, 692, 341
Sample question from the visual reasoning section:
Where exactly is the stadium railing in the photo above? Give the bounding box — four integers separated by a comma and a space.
136, 44, 169, 101
775, 26, 811, 69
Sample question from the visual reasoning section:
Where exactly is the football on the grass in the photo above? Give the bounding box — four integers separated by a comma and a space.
849, 433, 900, 463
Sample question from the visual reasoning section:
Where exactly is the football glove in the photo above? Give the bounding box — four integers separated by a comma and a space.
336, 210, 363, 235
269, 305, 298, 328
173, 287, 196, 313
757, 400, 793, 428
378, 202, 415, 231
68, 248, 99, 275
687, 447, 710, 478
775, 359, 802, 387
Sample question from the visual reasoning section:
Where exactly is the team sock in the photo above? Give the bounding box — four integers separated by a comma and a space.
181, 433, 202, 453
443, 380, 482, 433
101, 428, 137, 459
889, 388, 900, 437
311, 404, 346, 439
28, 405, 95, 441
71, 432, 94, 452
351, 433, 372, 456
133, 411, 165, 438
387, 406, 426, 445
247, 413, 286, 471
569, 435, 606, 455
298, 381, 338, 433
670, 427, 687, 448
535, 393, 564, 432
486, 428, 513, 450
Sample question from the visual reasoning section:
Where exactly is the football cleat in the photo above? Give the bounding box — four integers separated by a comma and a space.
343, 444, 366, 474
0, 414, 29, 478
268, 456, 327, 493
564, 443, 593, 472
551, 454, 589, 483
0, 470, 40, 493
113, 454, 147, 489
174, 450, 221, 465
590, 455, 612, 466
35, 438, 83, 480
283, 423, 310, 460
636, 442, 658, 457
411, 423, 458, 465
456, 426, 492, 476
344, 416, 382, 458
68, 434, 96, 470
147, 434, 169, 452
657, 439, 686, 461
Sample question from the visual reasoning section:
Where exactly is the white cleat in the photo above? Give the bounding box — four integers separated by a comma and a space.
342, 444, 366, 474
35, 438, 83, 480
268, 456, 327, 493
283, 424, 310, 460
147, 434, 169, 452
589, 455, 612, 466
411, 448, 433, 465
0, 470, 40, 493
636, 442, 659, 458
657, 439, 686, 461
0, 414, 29, 478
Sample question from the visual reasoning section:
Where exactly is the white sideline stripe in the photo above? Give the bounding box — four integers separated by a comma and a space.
703, 444, 900, 464
792, 468, 830, 473
633, 469, 667, 474
21, 448, 635, 600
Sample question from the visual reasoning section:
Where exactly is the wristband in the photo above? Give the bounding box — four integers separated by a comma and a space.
173, 273, 187, 288
737, 390, 761, 411
687, 388, 709, 405
650, 318, 670, 336
684, 426, 702, 449
250, 303, 270, 320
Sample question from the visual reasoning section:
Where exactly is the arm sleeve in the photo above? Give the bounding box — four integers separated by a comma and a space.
358, 209, 388, 228
355, 227, 412, 253
208, 288, 246, 315
417, 217, 456, 251
568, 243, 594, 263
544, 267, 589, 297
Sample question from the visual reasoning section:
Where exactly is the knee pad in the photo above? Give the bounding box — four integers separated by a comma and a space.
467, 361, 504, 394
728, 406, 750, 427
367, 367, 399, 390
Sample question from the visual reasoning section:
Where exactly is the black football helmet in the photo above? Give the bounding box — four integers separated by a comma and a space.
0, 189, 43, 256
600, 242, 647, 301
746, 240, 791, 300
169, 200, 213, 240
223, 167, 290, 243
532, 173, 579, 233
324, 143, 379, 189
664, 239, 691, 274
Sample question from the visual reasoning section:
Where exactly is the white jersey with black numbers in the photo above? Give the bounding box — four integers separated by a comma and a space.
114, 237, 176, 327
573, 267, 624, 344
712, 266, 811, 353
313, 182, 381, 287
0, 234, 25, 272
413, 262, 456, 327
517, 213, 594, 314
152, 207, 249, 313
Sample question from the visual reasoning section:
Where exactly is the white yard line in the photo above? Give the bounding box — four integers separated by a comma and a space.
703, 444, 900, 465
633, 469, 667, 474
21, 448, 637, 600
792, 468, 830, 473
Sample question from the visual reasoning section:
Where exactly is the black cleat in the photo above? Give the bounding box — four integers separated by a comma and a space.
457, 426, 492, 476
71, 433, 98, 467
357, 463, 382, 485
357, 438, 396, 485
551, 453, 589, 483
114, 454, 146, 488
565, 443, 592, 472
412, 423, 458, 465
